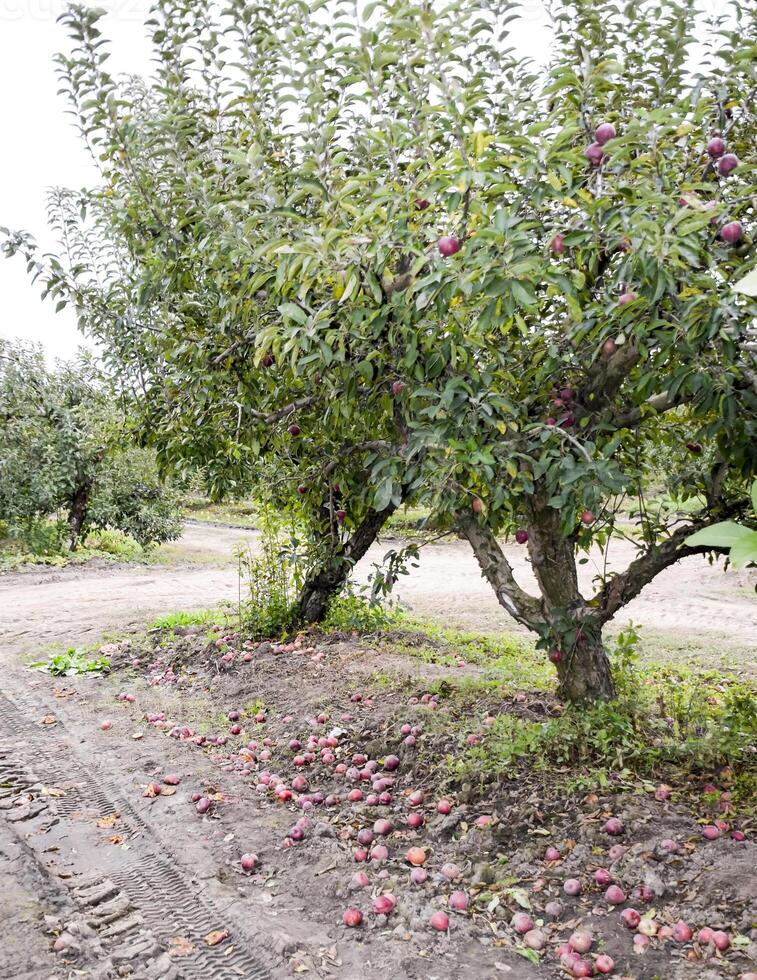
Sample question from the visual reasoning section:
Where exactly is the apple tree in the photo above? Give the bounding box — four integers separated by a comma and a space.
0, 339, 182, 551
4, 0, 755, 699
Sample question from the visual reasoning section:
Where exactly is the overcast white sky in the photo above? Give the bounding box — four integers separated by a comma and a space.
0, 1, 722, 363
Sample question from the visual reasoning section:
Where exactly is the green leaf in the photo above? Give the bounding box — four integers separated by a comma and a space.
278, 302, 308, 325
685, 521, 749, 548
732, 267, 757, 297
727, 529, 757, 568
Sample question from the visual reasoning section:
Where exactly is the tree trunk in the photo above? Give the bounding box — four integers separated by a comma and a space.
296, 503, 398, 623
67, 483, 92, 551
554, 631, 615, 702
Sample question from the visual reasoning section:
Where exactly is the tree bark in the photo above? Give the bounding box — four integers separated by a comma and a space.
296, 503, 398, 623
458, 500, 617, 702
67, 482, 92, 551
457, 513, 543, 629
554, 632, 615, 702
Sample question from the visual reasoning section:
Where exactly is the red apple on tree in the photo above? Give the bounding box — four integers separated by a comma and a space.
287, 423, 301, 436
720, 221, 743, 244
707, 136, 726, 158
392, 380, 406, 395
515, 529, 529, 544
595, 122, 616, 145
415, 198, 430, 210
471, 497, 484, 514
585, 142, 605, 166
438, 235, 461, 256
550, 233, 566, 254
718, 153, 739, 176
580, 510, 595, 525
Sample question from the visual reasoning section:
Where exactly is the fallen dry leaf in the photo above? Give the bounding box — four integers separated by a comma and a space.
204, 929, 229, 947
131, 732, 144, 740
168, 936, 196, 958
109, 835, 124, 845
161, 786, 176, 797
96, 813, 120, 829
39, 714, 57, 726
42, 786, 65, 798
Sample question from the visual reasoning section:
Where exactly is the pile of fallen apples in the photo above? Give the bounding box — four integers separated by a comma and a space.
104, 635, 753, 979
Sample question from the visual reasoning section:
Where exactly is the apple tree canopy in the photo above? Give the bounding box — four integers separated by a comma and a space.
3, 0, 756, 699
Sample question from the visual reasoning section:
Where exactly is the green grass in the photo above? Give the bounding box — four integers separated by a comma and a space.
148, 608, 224, 631
181, 496, 259, 528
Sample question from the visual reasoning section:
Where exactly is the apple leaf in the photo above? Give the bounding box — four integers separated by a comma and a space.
727, 529, 757, 569
685, 521, 749, 548
732, 267, 757, 297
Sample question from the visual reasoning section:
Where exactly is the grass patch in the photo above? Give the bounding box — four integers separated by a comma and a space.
182, 496, 259, 528
148, 608, 224, 631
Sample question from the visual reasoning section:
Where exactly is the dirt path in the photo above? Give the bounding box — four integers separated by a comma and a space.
1, 522, 754, 665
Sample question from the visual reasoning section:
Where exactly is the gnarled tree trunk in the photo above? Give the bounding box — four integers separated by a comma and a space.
459, 500, 616, 703
296, 502, 398, 623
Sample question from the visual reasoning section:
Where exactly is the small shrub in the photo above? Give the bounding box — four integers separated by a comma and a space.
322, 591, 394, 634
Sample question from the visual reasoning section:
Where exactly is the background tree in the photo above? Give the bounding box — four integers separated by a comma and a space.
0, 339, 182, 550
3, 0, 755, 699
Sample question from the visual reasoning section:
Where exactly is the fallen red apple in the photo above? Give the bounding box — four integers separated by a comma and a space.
605, 884, 625, 905
437, 799, 452, 815
672, 921, 692, 942
430, 910, 449, 931
449, 890, 469, 911
512, 912, 535, 934
594, 953, 614, 975
563, 878, 582, 896
372, 894, 396, 915
342, 907, 363, 927
620, 908, 641, 928
241, 853, 259, 872
569, 931, 593, 953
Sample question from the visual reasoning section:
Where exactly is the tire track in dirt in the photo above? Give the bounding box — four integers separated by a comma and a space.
0, 682, 277, 980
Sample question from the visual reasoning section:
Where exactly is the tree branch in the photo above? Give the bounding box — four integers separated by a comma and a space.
591, 499, 749, 625
456, 512, 543, 630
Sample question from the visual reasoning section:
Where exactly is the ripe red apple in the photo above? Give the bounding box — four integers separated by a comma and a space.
580, 510, 595, 526
438, 235, 461, 256
563, 878, 582, 896
718, 153, 739, 176
287, 423, 301, 436
620, 908, 641, 928
372, 894, 396, 915
550, 233, 566, 254
686, 442, 703, 454
618, 290, 637, 305
241, 853, 259, 872
595, 954, 615, 975
545, 846, 561, 861
603, 816, 624, 835
297, 484, 307, 495
672, 921, 692, 942
471, 497, 484, 514
595, 122, 617, 145
605, 884, 625, 905
449, 890, 469, 911
549, 649, 563, 664
336, 509, 346, 521
702, 825, 720, 840
415, 198, 430, 211
392, 380, 406, 395
545, 416, 557, 426
585, 142, 605, 166
436, 799, 452, 815
430, 911, 450, 931
720, 221, 743, 243
707, 136, 726, 158
601, 337, 617, 357
342, 907, 363, 927
512, 912, 535, 934
593, 867, 611, 886
515, 529, 529, 544
260, 353, 274, 367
